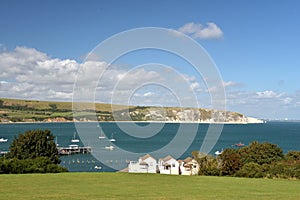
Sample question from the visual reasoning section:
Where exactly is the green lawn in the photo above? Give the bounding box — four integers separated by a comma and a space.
0, 173, 299, 200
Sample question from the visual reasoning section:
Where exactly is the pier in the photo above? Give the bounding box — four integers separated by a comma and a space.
1, 146, 92, 156
57, 145, 92, 155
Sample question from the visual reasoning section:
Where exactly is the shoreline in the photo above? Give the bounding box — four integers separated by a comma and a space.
0, 120, 266, 125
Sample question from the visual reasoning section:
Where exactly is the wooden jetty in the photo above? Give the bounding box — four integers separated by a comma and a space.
57, 144, 92, 155
1, 145, 92, 156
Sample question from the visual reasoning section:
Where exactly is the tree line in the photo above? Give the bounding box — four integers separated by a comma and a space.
192, 141, 300, 179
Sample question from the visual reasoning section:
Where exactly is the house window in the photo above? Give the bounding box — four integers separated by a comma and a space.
172, 163, 175, 167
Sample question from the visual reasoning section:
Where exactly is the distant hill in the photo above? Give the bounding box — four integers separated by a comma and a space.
0, 98, 263, 123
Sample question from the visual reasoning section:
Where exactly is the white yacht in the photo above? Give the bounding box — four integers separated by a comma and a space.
98, 131, 106, 139
0, 138, 8, 142
94, 165, 102, 170
71, 132, 80, 143
105, 145, 114, 150
214, 150, 223, 156
109, 133, 116, 142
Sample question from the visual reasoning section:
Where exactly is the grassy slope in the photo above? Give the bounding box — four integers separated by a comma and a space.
0, 98, 128, 112
0, 173, 299, 200
0, 98, 131, 121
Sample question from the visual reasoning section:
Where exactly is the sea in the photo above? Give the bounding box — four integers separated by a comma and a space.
0, 121, 299, 172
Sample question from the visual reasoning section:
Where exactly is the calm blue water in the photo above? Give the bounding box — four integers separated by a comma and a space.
0, 122, 299, 172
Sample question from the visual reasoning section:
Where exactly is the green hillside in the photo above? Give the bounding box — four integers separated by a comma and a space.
0, 98, 248, 123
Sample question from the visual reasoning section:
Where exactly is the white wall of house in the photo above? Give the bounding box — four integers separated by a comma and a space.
158, 156, 180, 175
180, 159, 199, 176
128, 154, 199, 176
128, 154, 157, 173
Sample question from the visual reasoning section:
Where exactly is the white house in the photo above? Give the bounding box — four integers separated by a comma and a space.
158, 155, 180, 175
128, 154, 157, 173
180, 157, 199, 176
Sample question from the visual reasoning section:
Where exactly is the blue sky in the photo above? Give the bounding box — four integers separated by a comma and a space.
0, 0, 300, 119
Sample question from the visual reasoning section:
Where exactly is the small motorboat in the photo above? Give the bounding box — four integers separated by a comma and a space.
234, 142, 245, 147
214, 150, 223, 156
105, 145, 114, 150
94, 165, 102, 170
0, 138, 8, 142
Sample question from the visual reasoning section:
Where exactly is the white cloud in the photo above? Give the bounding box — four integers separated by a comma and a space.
143, 92, 154, 97
255, 90, 283, 99
224, 88, 300, 119
190, 82, 200, 90
223, 81, 241, 88
2, 46, 300, 119
283, 97, 293, 105
0, 47, 80, 100
0, 46, 198, 106
178, 22, 223, 39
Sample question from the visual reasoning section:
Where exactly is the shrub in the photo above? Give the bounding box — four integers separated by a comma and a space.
0, 157, 67, 174
236, 162, 265, 178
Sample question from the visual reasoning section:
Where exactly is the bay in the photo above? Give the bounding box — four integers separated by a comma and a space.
0, 122, 299, 172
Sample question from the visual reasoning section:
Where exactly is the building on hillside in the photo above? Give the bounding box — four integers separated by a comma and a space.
128, 154, 157, 173
179, 157, 199, 176
158, 155, 180, 175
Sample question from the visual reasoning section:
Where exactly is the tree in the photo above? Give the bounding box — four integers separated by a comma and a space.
238, 141, 284, 165
235, 162, 265, 178
6, 129, 60, 164
192, 151, 220, 176
219, 148, 242, 176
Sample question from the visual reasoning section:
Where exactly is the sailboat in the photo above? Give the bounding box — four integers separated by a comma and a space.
109, 133, 116, 142
55, 136, 59, 147
71, 132, 80, 143
98, 130, 106, 139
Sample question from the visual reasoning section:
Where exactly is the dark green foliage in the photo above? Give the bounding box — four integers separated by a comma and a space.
1, 129, 67, 174
235, 162, 265, 178
6, 130, 60, 164
6, 129, 60, 164
219, 148, 242, 176
285, 151, 300, 161
192, 151, 220, 176
199, 156, 220, 176
0, 157, 67, 174
193, 142, 300, 179
238, 141, 284, 165
265, 161, 300, 179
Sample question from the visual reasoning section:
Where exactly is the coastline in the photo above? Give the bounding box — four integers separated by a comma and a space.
0, 119, 266, 125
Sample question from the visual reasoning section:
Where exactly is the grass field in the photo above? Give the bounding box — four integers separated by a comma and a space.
0, 173, 299, 200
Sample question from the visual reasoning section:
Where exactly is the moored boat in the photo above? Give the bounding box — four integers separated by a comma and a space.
0, 138, 8, 142
234, 142, 245, 147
